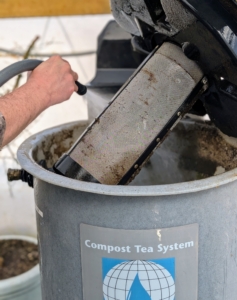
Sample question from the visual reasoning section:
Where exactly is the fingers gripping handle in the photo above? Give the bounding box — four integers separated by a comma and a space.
0, 59, 87, 96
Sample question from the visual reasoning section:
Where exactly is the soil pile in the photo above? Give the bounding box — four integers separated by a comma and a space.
0, 240, 39, 280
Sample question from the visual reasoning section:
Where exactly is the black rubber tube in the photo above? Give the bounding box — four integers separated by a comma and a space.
0, 59, 87, 95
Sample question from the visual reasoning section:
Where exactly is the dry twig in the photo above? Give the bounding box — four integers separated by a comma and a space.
13, 35, 40, 90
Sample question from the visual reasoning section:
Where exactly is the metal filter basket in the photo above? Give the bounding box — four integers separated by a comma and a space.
17, 119, 237, 300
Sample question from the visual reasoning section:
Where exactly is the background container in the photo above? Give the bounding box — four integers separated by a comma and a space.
17, 120, 237, 300
0, 235, 41, 300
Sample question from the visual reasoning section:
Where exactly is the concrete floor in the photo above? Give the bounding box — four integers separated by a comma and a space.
0, 14, 112, 237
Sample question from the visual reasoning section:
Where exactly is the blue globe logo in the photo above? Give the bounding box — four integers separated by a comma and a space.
103, 260, 175, 300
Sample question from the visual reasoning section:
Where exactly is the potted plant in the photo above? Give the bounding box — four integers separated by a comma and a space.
0, 235, 41, 300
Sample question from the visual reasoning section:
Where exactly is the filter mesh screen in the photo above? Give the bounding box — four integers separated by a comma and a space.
71, 44, 203, 184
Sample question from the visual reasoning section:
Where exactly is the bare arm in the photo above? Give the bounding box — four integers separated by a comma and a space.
0, 55, 78, 147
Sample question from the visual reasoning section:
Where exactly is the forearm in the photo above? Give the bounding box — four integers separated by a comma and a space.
0, 81, 49, 147
0, 55, 78, 148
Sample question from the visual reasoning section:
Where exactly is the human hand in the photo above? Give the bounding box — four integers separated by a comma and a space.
27, 55, 78, 109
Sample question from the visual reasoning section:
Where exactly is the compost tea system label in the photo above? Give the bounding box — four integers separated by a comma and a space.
80, 223, 198, 300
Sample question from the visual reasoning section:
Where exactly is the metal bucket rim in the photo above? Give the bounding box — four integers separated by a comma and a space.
17, 121, 237, 197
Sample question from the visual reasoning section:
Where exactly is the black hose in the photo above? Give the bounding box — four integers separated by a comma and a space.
0, 59, 87, 95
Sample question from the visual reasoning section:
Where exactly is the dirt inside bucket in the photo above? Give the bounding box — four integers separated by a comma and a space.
197, 126, 237, 172
0, 240, 39, 280
176, 124, 237, 177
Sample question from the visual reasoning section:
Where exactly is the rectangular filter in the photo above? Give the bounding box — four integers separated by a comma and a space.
55, 42, 205, 185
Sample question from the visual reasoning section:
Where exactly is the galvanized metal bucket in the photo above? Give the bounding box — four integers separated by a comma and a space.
17, 119, 237, 300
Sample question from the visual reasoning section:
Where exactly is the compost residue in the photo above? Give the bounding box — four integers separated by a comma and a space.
0, 240, 39, 280
197, 126, 237, 172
